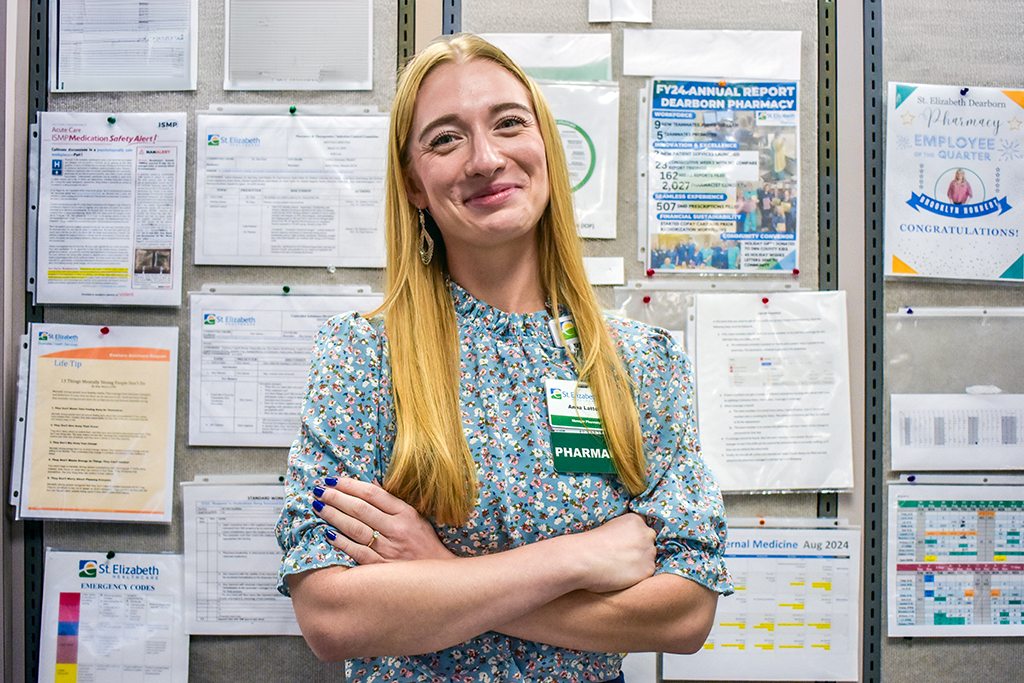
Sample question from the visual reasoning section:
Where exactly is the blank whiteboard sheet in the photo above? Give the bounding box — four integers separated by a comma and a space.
664, 526, 859, 681
225, 0, 372, 90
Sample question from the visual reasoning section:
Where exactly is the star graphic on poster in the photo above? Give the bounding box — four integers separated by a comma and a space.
896, 135, 911, 150
1009, 117, 1023, 131
901, 111, 915, 125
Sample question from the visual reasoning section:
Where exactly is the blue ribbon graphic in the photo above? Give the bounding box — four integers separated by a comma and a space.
906, 193, 1012, 218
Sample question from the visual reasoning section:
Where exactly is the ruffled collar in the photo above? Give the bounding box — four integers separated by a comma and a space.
449, 280, 555, 342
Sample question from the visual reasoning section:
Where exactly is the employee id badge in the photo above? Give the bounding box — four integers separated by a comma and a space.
544, 378, 616, 474
547, 314, 580, 354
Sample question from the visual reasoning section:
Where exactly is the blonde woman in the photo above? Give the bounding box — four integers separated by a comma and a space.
947, 168, 972, 205
277, 34, 731, 683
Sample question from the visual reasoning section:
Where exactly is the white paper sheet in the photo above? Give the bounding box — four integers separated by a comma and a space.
225, 0, 372, 90
39, 549, 187, 683
645, 78, 799, 273
588, 0, 652, 23
195, 114, 388, 267
884, 82, 1024, 282
182, 479, 301, 635
693, 291, 854, 492
189, 291, 383, 447
15, 323, 178, 522
889, 483, 1024, 636
891, 394, 1024, 470
36, 112, 187, 306
476, 33, 612, 82
664, 526, 860, 681
539, 82, 620, 239
49, 0, 198, 92
582, 257, 624, 285
623, 30, 802, 80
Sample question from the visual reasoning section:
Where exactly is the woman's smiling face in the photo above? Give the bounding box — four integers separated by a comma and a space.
404, 58, 550, 259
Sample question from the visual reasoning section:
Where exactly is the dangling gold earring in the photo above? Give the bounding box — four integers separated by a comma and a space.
418, 209, 434, 265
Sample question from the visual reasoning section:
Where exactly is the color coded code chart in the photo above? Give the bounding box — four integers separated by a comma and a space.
55, 593, 80, 682
663, 527, 859, 682
37, 550, 188, 683
889, 484, 1024, 636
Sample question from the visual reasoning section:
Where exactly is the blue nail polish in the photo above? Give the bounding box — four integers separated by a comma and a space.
325, 528, 336, 541
312, 500, 324, 513
324, 477, 338, 486
313, 486, 325, 497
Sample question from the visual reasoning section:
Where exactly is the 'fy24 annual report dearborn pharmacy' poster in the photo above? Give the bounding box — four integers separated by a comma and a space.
884, 82, 1024, 281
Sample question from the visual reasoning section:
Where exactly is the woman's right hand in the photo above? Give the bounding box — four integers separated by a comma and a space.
559, 512, 657, 594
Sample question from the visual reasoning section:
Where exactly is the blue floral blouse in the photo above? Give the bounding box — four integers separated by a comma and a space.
277, 283, 732, 683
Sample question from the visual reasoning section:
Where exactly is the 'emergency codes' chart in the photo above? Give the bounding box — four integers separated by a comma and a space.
889, 483, 1024, 636
664, 527, 859, 681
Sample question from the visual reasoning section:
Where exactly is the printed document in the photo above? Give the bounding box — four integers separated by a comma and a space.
665, 526, 859, 681
891, 394, 1024, 471
36, 112, 187, 306
38, 549, 187, 683
189, 292, 383, 447
195, 114, 387, 267
889, 483, 1024, 636
225, 0, 372, 90
182, 479, 301, 635
15, 323, 178, 522
49, 0, 198, 92
693, 291, 854, 491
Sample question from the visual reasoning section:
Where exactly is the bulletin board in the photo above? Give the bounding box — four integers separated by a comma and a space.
870, 2, 1024, 683
13, 1, 845, 682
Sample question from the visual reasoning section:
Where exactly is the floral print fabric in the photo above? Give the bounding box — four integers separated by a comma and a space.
277, 283, 732, 682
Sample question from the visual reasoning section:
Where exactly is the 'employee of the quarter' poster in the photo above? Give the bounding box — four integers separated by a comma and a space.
884, 82, 1024, 281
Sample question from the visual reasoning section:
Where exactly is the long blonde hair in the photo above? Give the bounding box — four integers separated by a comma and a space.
379, 34, 646, 526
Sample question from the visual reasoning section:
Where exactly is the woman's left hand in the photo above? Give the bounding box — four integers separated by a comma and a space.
313, 477, 455, 565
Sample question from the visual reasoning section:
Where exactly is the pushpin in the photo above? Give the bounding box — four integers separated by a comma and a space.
719, 80, 727, 87
642, 295, 651, 304
107, 116, 116, 124
100, 326, 110, 335
327, 264, 336, 273
761, 297, 769, 305
282, 285, 291, 294
960, 88, 969, 96
289, 106, 297, 115
106, 550, 115, 559
645, 268, 655, 278
907, 475, 916, 483
906, 307, 913, 315
758, 518, 766, 526
792, 267, 800, 276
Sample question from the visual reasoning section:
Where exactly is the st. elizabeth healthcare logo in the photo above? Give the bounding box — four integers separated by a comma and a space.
207, 134, 220, 146
79, 560, 98, 578
549, 387, 563, 400
203, 313, 217, 325
37, 331, 48, 341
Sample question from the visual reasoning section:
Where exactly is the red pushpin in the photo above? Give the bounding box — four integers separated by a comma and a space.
761, 297, 769, 305
645, 268, 655, 278
100, 327, 110, 335
642, 295, 651, 304
792, 268, 800, 276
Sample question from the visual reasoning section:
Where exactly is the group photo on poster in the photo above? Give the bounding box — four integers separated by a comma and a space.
647, 78, 799, 273
884, 82, 1024, 281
